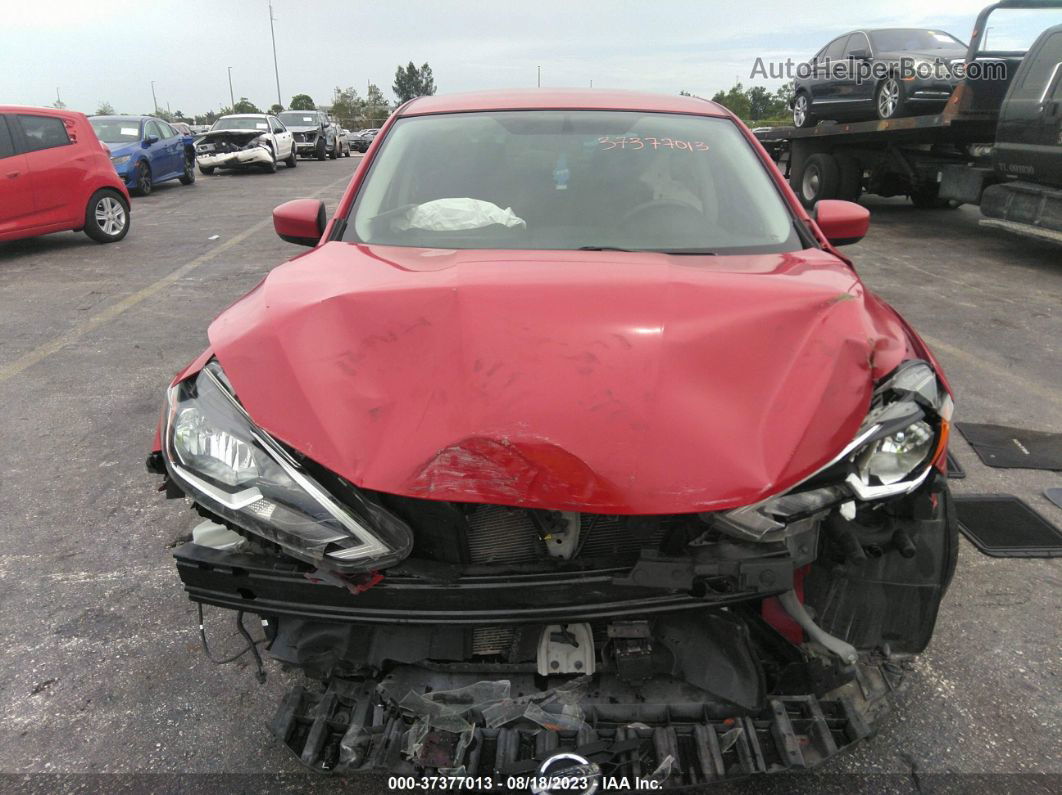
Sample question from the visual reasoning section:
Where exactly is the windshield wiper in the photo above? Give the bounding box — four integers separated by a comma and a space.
577, 246, 635, 252
651, 249, 718, 255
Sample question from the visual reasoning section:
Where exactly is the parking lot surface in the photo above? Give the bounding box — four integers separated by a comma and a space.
0, 158, 1059, 793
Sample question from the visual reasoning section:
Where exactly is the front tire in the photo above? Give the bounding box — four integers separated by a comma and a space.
285, 147, 297, 168
316, 139, 327, 161
328, 138, 338, 160
876, 77, 908, 120
793, 92, 815, 128
263, 148, 277, 173
132, 160, 152, 196
84, 189, 130, 243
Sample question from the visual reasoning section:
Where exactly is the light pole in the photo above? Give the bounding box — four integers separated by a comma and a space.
537, 66, 541, 87
269, 2, 282, 108
150, 81, 158, 115
227, 66, 235, 108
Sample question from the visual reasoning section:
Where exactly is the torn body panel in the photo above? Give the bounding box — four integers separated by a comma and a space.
195, 130, 274, 170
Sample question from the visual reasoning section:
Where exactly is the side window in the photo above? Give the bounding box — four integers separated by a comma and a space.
16, 114, 72, 153
0, 117, 14, 159
824, 35, 850, 63
271, 117, 285, 133
1017, 32, 1062, 99
845, 33, 871, 56
144, 121, 160, 140
158, 122, 177, 139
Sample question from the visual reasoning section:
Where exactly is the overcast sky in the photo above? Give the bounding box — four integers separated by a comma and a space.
2, 1, 1056, 116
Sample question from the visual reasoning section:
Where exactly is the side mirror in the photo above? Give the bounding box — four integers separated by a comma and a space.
848, 48, 870, 60
273, 199, 326, 246
142, 135, 159, 147
814, 199, 869, 246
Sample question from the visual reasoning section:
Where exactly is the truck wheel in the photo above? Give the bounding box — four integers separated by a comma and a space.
836, 154, 863, 202
84, 189, 130, 243
792, 153, 840, 208
316, 139, 327, 161
876, 77, 908, 120
793, 92, 816, 128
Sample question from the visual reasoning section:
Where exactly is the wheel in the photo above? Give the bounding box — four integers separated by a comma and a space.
793, 92, 815, 128
263, 148, 277, 173
875, 77, 908, 120
178, 154, 196, 185
83, 189, 130, 243
199, 164, 215, 176
316, 138, 327, 161
132, 160, 152, 196
343, 141, 351, 157
791, 153, 840, 208
835, 154, 863, 202
329, 137, 338, 160
285, 146, 297, 168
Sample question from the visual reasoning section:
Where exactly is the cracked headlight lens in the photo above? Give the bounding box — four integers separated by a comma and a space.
163, 361, 412, 570
855, 420, 934, 486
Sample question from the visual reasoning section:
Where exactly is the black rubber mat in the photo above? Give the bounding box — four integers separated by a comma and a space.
954, 494, 1062, 557
946, 449, 965, 479
1046, 488, 1062, 511
955, 423, 1062, 471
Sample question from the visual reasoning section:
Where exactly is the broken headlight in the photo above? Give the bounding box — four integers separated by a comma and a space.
163, 360, 412, 571
716, 360, 951, 542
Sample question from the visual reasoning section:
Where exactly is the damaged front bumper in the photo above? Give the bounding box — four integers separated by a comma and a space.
196, 147, 273, 170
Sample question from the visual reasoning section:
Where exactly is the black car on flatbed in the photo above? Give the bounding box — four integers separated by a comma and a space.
758, 0, 1062, 244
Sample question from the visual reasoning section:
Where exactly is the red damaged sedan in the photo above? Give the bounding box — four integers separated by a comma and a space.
150, 90, 956, 786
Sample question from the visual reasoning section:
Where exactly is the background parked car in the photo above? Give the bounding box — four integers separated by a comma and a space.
195, 114, 295, 174
89, 115, 196, 195
170, 122, 193, 136
276, 110, 346, 160
793, 28, 968, 126
1, 106, 131, 243
350, 128, 378, 152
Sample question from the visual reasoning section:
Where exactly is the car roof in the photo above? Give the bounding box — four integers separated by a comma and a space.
398, 89, 729, 117
220, 113, 270, 119
0, 105, 88, 120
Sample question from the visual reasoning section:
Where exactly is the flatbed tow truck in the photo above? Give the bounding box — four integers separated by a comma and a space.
756, 0, 1062, 244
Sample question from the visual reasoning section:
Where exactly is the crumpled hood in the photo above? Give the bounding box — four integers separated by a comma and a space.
199, 130, 265, 145
208, 243, 912, 513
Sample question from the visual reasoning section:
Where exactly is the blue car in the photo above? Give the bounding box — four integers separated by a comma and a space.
88, 115, 196, 196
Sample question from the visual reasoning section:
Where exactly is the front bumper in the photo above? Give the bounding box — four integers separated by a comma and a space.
196, 147, 272, 169
295, 140, 320, 155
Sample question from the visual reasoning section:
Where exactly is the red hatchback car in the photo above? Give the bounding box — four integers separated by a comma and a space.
152, 90, 957, 786
0, 106, 131, 244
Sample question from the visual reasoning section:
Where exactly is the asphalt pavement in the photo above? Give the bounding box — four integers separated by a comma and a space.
0, 157, 1059, 794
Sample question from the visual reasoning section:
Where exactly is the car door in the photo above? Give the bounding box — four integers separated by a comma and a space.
814, 35, 854, 104
0, 115, 36, 235
13, 112, 83, 226
143, 120, 169, 178
843, 32, 875, 107
156, 121, 183, 178
995, 27, 1062, 184
270, 116, 293, 158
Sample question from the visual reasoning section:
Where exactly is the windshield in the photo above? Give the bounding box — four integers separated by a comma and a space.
279, 112, 320, 127
869, 29, 966, 52
211, 117, 270, 131
345, 111, 800, 254
89, 118, 142, 143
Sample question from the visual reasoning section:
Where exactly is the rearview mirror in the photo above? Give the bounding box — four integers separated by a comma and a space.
814, 199, 869, 246
274, 199, 326, 246
142, 135, 159, 147
848, 48, 870, 60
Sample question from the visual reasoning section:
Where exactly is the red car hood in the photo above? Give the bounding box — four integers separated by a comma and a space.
208, 242, 911, 514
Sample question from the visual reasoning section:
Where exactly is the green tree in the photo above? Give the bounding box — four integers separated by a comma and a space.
289, 94, 315, 110
330, 86, 361, 127
269, 103, 284, 115
96, 101, 116, 115
232, 97, 260, 114
392, 61, 436, 103
710, 82, 751, 120
745, 86, 777, 120
361, 83, 390, 126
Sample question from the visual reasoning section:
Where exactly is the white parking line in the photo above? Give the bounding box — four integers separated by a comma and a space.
0, 172, 352, 384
